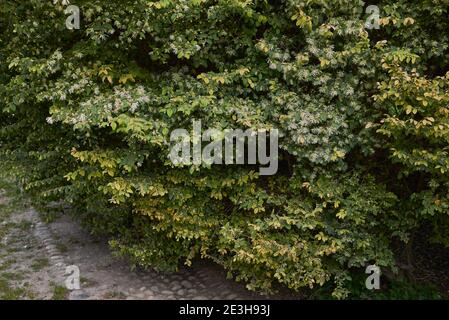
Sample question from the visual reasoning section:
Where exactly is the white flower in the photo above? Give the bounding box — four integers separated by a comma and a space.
53, 0, 71, 5
130, 102, 139, 113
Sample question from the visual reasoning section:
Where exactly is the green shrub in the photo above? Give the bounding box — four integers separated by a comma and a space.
312, 271, 442, 300
1, 0, 449, 298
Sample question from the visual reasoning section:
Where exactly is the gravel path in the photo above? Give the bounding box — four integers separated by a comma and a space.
0, 186, 300, 300
0, 189, 65, 299
47, 213, 279, 300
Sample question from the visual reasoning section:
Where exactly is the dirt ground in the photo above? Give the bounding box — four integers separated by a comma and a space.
0, 183, 300, 300
1, 179, 447, 300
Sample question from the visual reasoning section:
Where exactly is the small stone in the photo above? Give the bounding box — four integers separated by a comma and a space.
187, 289, 198, 295
177, 289, 186, 296
161, 290, 172, 295
180, 280, 192, 289
226, 293, 238, 300
139, 286, 146, 292
187, 276, 196, 282
144, 290, 154, 296
149, 285, 159, 292
171, 284, 181, 291
134, 293, 146, 299
69, 290, 89, 300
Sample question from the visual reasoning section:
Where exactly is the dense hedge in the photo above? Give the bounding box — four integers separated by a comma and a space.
1, 0, 449, 298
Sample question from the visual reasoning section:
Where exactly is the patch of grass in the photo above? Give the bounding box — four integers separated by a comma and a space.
68, 237, 81, 245
51, 283, 69, 300
56, 242, 68, 254
80, 277, 97, 288
0, 220, 32, 236
15, 220, 33, 231
6, 246, 19, 254
0, 179, 30, 228
26, 289, 37, 299
104, 291, 126, 299
39, 211, 59, 224
0, 203, 9, 217
0, 278, 26, 300
0, 259, 16, 271
30, 258, 50, 272
36, 205, 63, 224
0, 222, 14, 240
0, 184, 29, 220
1, 272, 25, 281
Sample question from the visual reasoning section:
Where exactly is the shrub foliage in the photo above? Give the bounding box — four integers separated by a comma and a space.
1, 0, 449, 298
